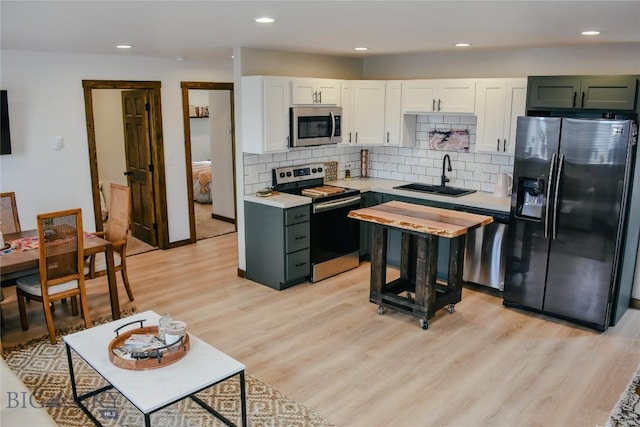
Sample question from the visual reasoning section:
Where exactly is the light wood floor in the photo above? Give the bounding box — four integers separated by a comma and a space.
2, 232, 639, 426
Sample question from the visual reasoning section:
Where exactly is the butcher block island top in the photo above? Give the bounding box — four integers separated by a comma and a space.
348, 200, 494, 238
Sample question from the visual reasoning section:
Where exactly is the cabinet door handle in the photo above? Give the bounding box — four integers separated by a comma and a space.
497, 138, 500, 151
503, 139, 507, 152
572, 91, 577, 108
438, 99, 442, 111
387, 132, 390, 144
355, 132, 358, 143
348, 132, 352, 143
318, 91, 322, 104
432, 99, 436, 111
581, 91, 585, 108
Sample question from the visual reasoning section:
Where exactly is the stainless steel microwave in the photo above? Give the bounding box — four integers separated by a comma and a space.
290, 106, 342, 147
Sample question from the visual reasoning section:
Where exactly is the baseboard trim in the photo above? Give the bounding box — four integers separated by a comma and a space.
211, 213, 235, 224
630, 298, 640, 310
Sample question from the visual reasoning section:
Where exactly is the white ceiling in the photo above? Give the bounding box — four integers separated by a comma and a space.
1, 1, 639, 61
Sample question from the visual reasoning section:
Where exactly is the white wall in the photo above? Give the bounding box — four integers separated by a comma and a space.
210, 90, 235, 220
241, 47, 363, 79
363, 44, 640, 79
0, 50, 233, 241
188, 90, 211, 161
93, 89, 127, 205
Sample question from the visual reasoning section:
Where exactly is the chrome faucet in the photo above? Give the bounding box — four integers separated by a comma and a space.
441, 154, 452, 186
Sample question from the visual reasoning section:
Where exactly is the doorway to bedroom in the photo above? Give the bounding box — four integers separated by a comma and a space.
83, 80, 168, 254
181, 82, 237, 242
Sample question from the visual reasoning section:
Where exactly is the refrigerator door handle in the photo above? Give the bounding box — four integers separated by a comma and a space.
544, 154, 556, 239
552, 154, 564, 240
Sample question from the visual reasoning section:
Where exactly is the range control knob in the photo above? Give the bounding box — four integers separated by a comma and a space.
318, 167, 323, 172
286, 172, 292, 177
312, 168, 317, 173
279, 172, 285, 178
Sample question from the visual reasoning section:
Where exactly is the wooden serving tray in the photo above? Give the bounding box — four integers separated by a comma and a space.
108, 325, 189, 370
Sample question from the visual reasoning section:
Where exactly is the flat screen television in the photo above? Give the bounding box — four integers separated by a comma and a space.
1, 90, 12, 155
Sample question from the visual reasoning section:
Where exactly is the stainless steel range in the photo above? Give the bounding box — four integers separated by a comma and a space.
273, 163, 361, 282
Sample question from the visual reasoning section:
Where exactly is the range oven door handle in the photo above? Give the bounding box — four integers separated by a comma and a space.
313, 195, 362, 213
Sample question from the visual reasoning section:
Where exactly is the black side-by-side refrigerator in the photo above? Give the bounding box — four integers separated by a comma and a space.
504, 117, 640, 331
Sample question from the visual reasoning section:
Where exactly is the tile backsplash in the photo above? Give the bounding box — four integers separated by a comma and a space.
243, 114, 514, 195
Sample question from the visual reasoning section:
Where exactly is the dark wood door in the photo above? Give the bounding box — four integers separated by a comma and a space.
122, 89, 157, 246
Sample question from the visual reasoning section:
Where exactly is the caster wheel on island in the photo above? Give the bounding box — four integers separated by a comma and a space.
420, 319, 428, 330
447, 304, 455, 314
377, 306, 385, 315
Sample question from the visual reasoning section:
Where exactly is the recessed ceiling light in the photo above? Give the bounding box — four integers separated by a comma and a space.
116, 44, 133, 49
354, 47, 369, 51
255, 17, 275, 23
174, 56, 186, 61
581, 30, 600, 36
455, 43, 471, 47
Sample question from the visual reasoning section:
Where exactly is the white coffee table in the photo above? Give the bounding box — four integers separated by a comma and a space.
63, 310, 246, 426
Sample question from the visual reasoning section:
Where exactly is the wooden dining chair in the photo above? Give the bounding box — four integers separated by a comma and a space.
85, 183, 134, 301
16, 208, 91, 344
0, 192, 21, 234
0, 192, 35, 289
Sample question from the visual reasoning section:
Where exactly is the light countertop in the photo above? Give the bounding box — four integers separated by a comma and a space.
244, 178, 512, 213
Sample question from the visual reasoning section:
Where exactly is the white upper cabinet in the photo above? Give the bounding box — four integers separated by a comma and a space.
475, 78, 527, 154
291, 78, 341, 105
352, 81, 386, 145
402, 79, 476, 113
384, 82, 402, 146
340, 80, 402, 145
341, 80, 405, 147
242, 76, 290, 154
340, 81, 354, 144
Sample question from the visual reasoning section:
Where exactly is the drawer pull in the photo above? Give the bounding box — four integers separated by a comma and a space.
295, 262, 306, 267
295, 235, 306, 240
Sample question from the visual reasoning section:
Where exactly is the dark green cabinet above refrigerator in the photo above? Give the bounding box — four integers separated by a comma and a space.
527, 75, 639, 112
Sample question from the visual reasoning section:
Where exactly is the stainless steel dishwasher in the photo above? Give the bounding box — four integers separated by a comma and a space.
458, 207, 510, 291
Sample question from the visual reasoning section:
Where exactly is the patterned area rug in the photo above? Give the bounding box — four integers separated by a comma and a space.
2, 314, 334, 427
607, 362, 640, 426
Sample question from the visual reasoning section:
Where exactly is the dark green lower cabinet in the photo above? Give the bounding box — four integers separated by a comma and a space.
245, 201, 311, 290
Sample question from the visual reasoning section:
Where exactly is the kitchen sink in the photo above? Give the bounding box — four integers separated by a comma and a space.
393, 183, 476, 197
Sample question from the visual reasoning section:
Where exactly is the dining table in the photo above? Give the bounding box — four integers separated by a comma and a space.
0, 229, 122, 320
